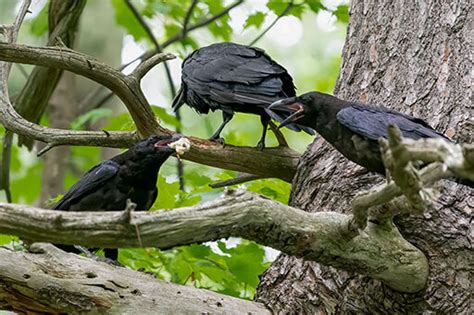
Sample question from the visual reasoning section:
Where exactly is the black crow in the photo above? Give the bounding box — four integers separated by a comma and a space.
268, 91, 473, 187
53, 134, 181, 260
172, 42, 314, 149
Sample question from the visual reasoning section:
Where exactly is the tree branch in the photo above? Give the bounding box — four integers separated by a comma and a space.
14, 0, 87, 148
0, 42, 299, 181
0, 189, 428, 293
0, 43, 169, 136
0, 243, 270, 314
350, 125, 473, 230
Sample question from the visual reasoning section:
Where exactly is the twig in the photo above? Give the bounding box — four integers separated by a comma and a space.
249, 2, 294, 46
209, 173, 262, 188
2, 0, 31, 77
78, 0, 244, 116
182, 0, 199, 37
131, 52, 176, 80
0, 131, 13, 202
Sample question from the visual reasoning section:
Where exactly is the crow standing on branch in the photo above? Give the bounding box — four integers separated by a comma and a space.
172, 42, 314, 149
268, 91, 473, 187
53, 134, 182, 260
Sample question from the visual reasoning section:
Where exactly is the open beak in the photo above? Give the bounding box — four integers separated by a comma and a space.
154, 134, 182, 149
268, 98, 305, 129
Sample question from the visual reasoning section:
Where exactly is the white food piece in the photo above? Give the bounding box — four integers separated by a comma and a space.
168, 137, 191, 155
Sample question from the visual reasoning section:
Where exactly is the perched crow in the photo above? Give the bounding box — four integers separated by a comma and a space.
268, 91, 473, 187
53, 134, 181, 260
172, 42, 314, 149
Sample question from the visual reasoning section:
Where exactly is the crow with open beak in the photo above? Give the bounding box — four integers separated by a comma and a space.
268, 91, 473, 187
53, 134, 182, 260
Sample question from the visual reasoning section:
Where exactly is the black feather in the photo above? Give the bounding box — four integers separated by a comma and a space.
53, 135, 178, 259
172, 42, 312, 148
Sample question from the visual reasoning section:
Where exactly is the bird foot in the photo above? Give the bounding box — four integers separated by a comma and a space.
209, 137, 226, 146
256, 140, 266, 151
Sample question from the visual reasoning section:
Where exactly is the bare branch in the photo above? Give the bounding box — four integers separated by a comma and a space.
209, 173, 262, 188
0, 190, 428, 293
182, 0, 199, 37
131, 52, 176, 80
0, 42, 159, 136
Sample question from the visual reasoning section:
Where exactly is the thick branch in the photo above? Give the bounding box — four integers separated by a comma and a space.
0, 190, 428, 293
0, 243, 270, 314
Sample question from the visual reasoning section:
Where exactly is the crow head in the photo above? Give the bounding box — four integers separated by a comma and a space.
268, 92, 337, 130
134, 134, 183, 162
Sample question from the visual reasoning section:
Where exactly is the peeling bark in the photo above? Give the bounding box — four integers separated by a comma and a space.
256, 0, 473, 313
0, 243, 270, 314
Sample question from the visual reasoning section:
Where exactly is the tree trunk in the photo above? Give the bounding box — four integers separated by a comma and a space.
256, 0, 473, 314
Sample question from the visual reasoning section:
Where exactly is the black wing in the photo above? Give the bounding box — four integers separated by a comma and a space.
177, 43, 295, 111
336, 104, 450, 141
54, 160, 119, 210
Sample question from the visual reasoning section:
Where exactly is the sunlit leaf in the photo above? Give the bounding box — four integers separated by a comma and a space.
333, 5, 349, 23
306, 0, 325, 13
112, 0, 147, 41
152, 106, 181, 129
244, 12, 266, 29
29, 5, 48, 37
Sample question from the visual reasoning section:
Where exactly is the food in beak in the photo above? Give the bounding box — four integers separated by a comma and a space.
168, 137, 191, 156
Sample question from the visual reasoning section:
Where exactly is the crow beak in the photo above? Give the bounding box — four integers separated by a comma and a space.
268, 98, 305, 128
153, 134, 182, 149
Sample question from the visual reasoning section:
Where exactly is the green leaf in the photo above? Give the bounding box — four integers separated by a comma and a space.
153, 175, 180, 210
244, 12, 266, 29
267, 0, 290, 15
333, 5, 349, 23
246, 179, 290, 204
151, 106, 181, 129
306, 0, 325, 13
29, 5, 48, 37
70, 108, 113, 130
111, 0, 148, 41
104, 112, 135, 131
0, 234, 18, 246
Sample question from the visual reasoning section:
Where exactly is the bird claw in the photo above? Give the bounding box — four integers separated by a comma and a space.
256, 140, 266, 151
209, 137, 226, 146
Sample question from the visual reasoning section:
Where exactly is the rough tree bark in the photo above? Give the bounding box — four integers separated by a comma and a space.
256, 0, 473, 314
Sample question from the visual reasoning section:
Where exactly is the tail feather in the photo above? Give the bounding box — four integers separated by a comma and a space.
172, 86, 186, 112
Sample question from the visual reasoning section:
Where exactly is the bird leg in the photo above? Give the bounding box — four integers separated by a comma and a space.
209, 111, 233, 145
256, 115, 270, 150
